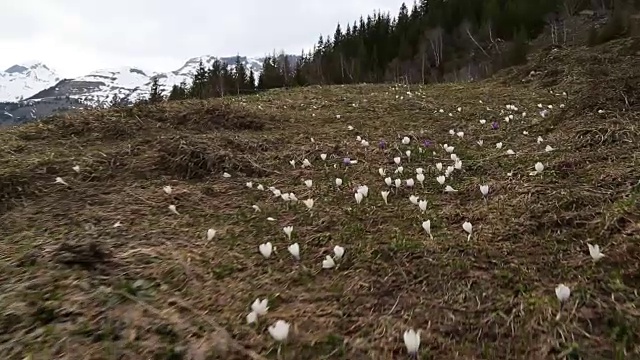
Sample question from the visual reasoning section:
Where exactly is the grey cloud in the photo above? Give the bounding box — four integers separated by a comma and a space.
0, 0, 406, 75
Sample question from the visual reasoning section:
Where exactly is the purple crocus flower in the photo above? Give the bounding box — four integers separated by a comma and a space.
423, 139, 432, 147
378, 140, 386, 149
343, 157, 351, 165
492, 121, 499, 130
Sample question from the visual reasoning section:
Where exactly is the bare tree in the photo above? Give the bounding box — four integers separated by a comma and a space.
564, 0, 587, 15
277, 52, 290, 86
427, 27, 444, 68
418, 34, 430, 84
218, 72, 225, 97
340, 54, 355, 82
481, 20, 502, 54
344, 58, 356, 82
388, 58, 400, 83
560, 0, 588, 43
461, 20, 490, 57
590, 0, 607, 13
545, 12, 560, 44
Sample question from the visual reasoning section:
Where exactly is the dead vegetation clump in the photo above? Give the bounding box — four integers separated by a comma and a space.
501, 36, 640, 113
171, 101, 269, 131
154, 135, 275, 180
0, 101, 278, 213
0, 157, 75, 214
0, 172, 34, 213
15, 100, 270, 142
126, 99, 271, 131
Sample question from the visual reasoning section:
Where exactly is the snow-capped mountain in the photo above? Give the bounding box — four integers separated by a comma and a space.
0, 61, 61, 102
1, 54, 296, 125
24, 55, 266, 107
164, 55, 264, 89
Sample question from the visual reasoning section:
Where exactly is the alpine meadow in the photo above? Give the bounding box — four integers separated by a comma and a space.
1, 0, 640, 359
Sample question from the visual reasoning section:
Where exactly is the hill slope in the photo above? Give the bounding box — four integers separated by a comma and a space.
0, 38, 639, 359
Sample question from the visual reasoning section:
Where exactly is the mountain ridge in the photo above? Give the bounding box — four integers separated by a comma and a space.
0, 61, 61, 102
0, 54, 291, 125
1, 55, 267, 103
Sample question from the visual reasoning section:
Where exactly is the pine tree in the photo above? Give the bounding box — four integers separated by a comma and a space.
222, 66, 235, 96
296, 0, 562, 86
258, 55, 285, 89
293, 56, 307, 86
234, 55, 248, 94
257, 70, 265, 90
247, 69, 256, 91
168, 84, 186, 101
280, 53, 291, 86
189, 60, 208, 99
109, 93, 121, 108
149, 77, 164, 103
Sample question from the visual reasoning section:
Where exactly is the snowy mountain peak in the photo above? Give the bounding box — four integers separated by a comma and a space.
19, 55, 269, 107
4, 61, 51, 74
172, 55, 264, 76
1, 54, 286, 111
0, 61, 60, 102
1, 54, 297, 124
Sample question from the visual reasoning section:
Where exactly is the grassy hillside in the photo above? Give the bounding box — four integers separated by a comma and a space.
1, 38, 639, 359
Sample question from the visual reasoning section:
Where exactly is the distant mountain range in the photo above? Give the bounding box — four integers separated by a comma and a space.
0, 61, 62, 102
0, 55, 272, 126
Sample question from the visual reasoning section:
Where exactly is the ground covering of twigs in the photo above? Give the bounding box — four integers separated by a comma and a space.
1, 38, 639, 360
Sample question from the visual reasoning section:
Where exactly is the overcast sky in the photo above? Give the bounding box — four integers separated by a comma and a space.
0, 0, 407, 78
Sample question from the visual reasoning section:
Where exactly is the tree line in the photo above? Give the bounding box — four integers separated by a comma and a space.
147, 56, 257, 103
151, 0, 638, 103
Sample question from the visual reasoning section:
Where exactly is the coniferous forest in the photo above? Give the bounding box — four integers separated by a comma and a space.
162, 0, 639, 102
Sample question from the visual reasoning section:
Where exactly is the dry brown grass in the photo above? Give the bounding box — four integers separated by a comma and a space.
1, 38, 639, 360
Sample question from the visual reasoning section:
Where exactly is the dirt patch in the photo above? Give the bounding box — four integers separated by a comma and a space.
53, 239, 113, 271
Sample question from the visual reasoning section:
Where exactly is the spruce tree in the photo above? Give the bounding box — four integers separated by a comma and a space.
234, 55, 248, 94
168, 84, 185, 101
296, 0, 563, 86
149, 77, 164, 103
189, 60, 208, 99
248, 69, 256, 91
207, 59, 224, 97
293, 56, 306, 86
257, 72, 265, 90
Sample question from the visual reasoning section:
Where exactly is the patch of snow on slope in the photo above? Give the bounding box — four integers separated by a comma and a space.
72, 67, 151, 105
77, 67, 149, 88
